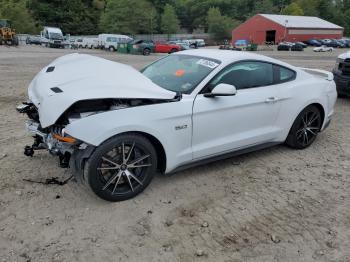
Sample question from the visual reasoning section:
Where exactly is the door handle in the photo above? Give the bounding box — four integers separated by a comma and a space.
265, 97, 277, 103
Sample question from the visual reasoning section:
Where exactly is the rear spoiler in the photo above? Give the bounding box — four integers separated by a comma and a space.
299, 67, 334, 81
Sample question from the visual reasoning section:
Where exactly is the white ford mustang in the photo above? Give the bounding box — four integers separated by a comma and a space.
17, 50, 337, 201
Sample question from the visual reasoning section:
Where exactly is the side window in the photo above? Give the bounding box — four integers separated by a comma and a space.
208, 61, 274, 91
277, 66, 296, 83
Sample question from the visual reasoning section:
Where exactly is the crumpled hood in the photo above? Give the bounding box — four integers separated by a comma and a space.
28, 53, 175, 128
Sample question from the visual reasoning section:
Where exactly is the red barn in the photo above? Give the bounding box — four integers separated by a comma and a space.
232, 14, 344, 44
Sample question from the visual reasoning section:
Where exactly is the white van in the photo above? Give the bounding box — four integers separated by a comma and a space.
83, 38, 98, 49
41, 27, 64, 48
98, 34, 133, 51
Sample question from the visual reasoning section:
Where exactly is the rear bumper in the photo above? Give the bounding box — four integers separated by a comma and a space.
333, 71, 350, 95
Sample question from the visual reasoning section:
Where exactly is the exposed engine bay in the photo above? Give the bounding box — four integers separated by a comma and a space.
56, 98, 167, 125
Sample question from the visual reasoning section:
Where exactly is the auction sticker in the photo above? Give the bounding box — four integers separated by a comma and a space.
196, 59, 219, 69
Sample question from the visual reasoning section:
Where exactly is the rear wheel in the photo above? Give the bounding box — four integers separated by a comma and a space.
84, 134, 157, 202
170, 48, 178, 53
285, 105, 322, 149
109, 46, 115, 52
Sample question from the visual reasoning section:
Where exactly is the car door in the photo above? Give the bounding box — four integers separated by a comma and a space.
155, 41, 166, 53
192, 61, 284, 159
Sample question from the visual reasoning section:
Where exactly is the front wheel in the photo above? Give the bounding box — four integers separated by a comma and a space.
84, 134, 157, 201
285, 105, 322, 149
143, 48, 151, 56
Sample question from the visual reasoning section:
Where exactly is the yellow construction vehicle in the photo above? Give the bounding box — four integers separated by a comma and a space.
0, 19, 19, 46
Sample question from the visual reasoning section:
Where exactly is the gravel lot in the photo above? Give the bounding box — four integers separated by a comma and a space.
0, 45, 349, 262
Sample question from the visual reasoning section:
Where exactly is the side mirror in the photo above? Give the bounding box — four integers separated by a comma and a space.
204, 83, 237, 98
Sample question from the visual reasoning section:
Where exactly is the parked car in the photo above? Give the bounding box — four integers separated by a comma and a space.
26, 35, 41, 45
186, 39, 206, 48
277, 42, 291, 51
129, 39, 155, 55
234, 39, 249, 50
295, 42, 307, 48
305, 39, 322, 47
17, 50, 337, 201
320, 39, 332, 45
319, 39, 343, 48
332, 51, 350, 97
313, 45, 333, 52
338, 39, 350, 48
74, 38, 83, 48
168, 41, 190, 50
154, 41, 181, 53
291, 43, 304, 51
193, 39, 206, 47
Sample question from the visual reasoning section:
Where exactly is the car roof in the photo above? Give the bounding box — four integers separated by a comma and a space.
177, 49, 288, 67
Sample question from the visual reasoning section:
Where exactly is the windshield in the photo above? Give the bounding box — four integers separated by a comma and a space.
49, 32, 63, 40
142, 55, 220, 94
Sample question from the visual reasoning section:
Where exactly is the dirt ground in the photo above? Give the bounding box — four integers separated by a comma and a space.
0, 45, 349, 262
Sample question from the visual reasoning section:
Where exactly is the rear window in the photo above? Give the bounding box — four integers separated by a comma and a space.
277, 66, 296, 83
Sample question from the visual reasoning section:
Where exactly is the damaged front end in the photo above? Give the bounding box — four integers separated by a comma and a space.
17, 96, 179, 172
17, 101, 88, 168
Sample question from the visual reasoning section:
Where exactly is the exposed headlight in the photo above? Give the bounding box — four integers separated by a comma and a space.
335, 58, 343, 70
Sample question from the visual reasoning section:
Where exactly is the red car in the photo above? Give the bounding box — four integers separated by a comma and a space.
154, 41, 181, 53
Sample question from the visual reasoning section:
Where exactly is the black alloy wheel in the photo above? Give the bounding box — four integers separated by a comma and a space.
84, 134, 157, 201
286, 105, 322, 149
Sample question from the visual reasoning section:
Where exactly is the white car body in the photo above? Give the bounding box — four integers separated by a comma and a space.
313, 45, 333, 52
18, 50, 337, 200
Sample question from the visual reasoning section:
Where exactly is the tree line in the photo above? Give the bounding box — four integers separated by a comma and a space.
0, 0, 349, 39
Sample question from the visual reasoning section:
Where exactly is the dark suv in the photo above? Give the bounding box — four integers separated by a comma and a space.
333, 54, 350, 96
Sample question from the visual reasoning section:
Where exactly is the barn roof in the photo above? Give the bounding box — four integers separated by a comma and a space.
260, 14, 343, 29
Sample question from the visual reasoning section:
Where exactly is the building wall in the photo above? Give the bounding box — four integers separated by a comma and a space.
232, 14, 343, 44
232, 14, 286, 44
285, 29, 343, 42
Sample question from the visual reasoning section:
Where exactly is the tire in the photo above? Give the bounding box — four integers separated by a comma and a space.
170, 48, 178, 53
143, 48, 151, 56
285, 105, 322, 149
109, 46, 115, 52
83, 134, 157, 202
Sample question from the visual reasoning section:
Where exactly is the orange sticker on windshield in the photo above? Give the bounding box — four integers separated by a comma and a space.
175, 69, 185, 77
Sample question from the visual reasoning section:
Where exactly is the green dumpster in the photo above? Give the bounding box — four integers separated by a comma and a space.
247, 43, 258, 51
117, 43, 129, 54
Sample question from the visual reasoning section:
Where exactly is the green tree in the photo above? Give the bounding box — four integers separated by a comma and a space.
161, 4, 180, 36
282, 2, 304, 16
253, 0, 276, 14
0, 0, 37, 33
100, 0, 156, 35
207, 7, 238, 40
28, 0, 102, 35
